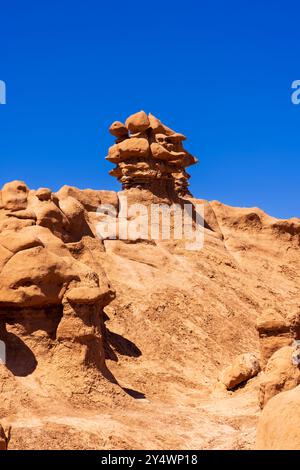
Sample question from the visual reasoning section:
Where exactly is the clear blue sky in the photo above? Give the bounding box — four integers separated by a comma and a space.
0, 0, 299, 219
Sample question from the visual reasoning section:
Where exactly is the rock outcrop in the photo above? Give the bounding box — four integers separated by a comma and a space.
219, 353, 260, 390
106, 111, 197, 197
256, 385, 300, 450
256, 308, 297, 368
258, 345, 300, 408
0, 181, 117, 412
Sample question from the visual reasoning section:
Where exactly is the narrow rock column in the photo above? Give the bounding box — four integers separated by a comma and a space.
56, 288, 107, 371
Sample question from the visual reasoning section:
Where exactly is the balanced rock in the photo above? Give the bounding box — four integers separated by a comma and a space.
125, 110, 150, 135
109, 121, 128, 138
106, 111, 197, 196
66, 286, 105, 304
219, 353, 260, 390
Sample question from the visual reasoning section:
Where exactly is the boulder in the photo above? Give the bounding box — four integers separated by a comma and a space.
256, 385, 300, 449
259, 345, 300, 408
36, 187, 52, 201
66, 286, 104, 304
125, 110, 150, 134
220, 353, 260, 390
2, 181, 29, 211
28, 198, 68, 237
109, 121, 128, 137
107, 137, 150, 162
58, 196, 93, 241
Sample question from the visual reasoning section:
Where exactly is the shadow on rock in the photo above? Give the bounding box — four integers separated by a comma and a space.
4, 332, 37, 377
122, 387, 146, 399
104, 329, 142, 361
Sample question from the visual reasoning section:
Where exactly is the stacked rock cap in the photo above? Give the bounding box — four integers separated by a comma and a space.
106, 111, 198, 196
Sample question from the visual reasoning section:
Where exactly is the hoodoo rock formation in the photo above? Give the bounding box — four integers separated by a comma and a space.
0, 114, 299, 450
0, 180, 118, 422
107, 111, 197, 197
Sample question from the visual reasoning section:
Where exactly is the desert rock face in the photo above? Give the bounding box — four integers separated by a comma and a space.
256, 308, 295, 367
0, 181, 119, 432
0, 114, 300, 449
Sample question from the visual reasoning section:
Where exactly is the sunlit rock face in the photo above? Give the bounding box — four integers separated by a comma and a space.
0, 180, 116, 411
106, 111, 198, 197
0, 181, 112, 308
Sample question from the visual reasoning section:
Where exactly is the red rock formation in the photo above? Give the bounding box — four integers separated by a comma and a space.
256, 385, 300, 449
0, 118, 300, 450
0, 181, 117, 416
106, 111, 197, 197
258, 345, 300, 408
219, 353, 260, 390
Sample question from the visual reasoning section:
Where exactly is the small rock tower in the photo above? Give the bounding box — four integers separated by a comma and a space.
106, 111, 198, 197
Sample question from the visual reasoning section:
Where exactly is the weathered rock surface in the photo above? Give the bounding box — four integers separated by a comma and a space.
220, 353, 260, 390
256, 309, 293, 368
0, 179, 119, 438
256, 385, 300, 450
259, 345, 300, 408
107, 111, 197, 196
